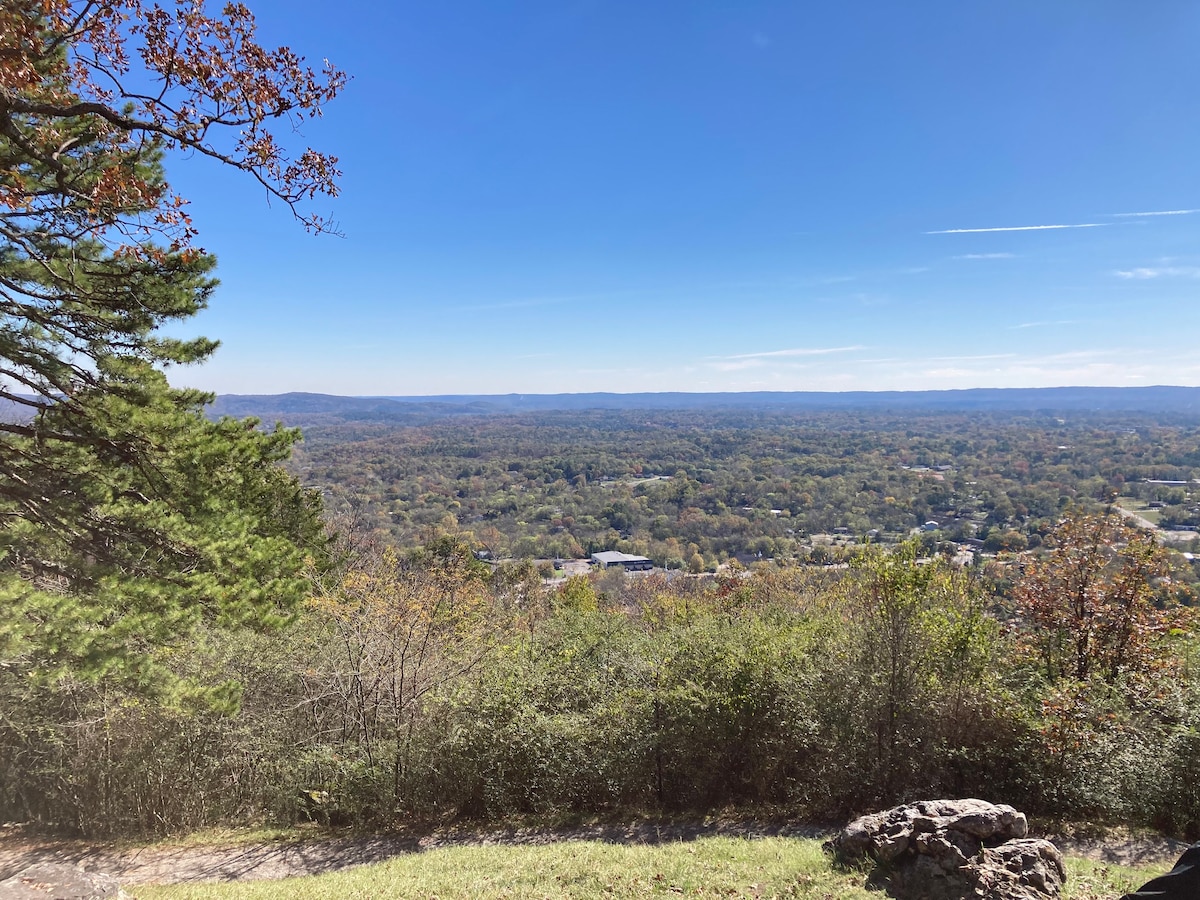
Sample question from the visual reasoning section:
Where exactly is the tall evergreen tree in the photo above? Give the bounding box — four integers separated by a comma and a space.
0, 1, 345, 688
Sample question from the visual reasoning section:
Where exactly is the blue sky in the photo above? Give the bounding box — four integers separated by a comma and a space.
164, 1, 1200, 395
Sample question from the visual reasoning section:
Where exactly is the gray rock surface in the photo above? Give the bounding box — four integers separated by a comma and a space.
826, 799, 1066, 900
0, 862, 128, 899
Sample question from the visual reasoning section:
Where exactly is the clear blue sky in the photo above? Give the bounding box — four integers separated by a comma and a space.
165, 0, 1200, 395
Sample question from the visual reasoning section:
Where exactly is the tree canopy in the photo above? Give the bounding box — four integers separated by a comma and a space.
1014, 511, 1177, 683
0, 1, 345, 689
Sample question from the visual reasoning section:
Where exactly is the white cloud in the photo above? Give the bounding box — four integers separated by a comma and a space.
1009, 320, 1076, 329
1114, 266, 1200, 279
927, 354, 1017, 362
923, 367, 980, 378
711, 358, 766, 372
1033, 350, 1107, 362
718, 345, 866, 361
1110, 209, 1199, 217
831, 348, 1194, 391
926, 224, 1105, 234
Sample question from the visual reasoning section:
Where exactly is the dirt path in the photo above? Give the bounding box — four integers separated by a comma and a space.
0, 822, 1188, 886
1051, 833, 1190, 868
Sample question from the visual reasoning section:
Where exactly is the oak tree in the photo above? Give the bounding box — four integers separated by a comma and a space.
1014, 511, 1173, 683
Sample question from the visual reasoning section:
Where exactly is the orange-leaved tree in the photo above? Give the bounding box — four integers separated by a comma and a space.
1014, 511, 1176, 684
1, 0, 346, 243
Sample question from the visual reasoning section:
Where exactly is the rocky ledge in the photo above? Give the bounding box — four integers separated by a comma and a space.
0, 862, 129, 900
825, 798, 1066, 900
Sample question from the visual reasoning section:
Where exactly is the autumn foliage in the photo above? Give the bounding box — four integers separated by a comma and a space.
2, 519, 1199, 836
1014, 512, 1179, 683
0, 0, 346, 244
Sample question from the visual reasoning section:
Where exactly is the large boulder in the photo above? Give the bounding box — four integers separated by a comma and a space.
0, 862, 129, 899
825, 799, 1066, 900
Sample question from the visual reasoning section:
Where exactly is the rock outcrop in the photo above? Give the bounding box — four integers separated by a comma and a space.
0, 862, 129, 899
825, 799, 1066, 900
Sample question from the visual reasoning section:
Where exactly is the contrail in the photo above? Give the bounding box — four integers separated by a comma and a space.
926, 223, 1105, 234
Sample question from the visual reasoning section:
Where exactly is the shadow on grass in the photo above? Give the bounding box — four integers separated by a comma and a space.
0, 819, 829, 885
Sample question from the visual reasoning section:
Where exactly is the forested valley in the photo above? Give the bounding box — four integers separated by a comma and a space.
7, 402, 1200, 841
290, 407, 1200, 572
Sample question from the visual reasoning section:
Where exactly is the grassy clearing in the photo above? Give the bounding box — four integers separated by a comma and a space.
133, 836, 1169, 900
134, 837, 872, 899
1114, 497, 1162, 524
1064, 857, 1170, 899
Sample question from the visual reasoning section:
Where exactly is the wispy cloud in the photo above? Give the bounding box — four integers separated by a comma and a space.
1036, 350, 1108, 362
927, 353, 1017, 362
844, 292, 891, 308
1009, 320, 1076, 329
719, 345, 866, 361
1114, 266, 1200, 279
927, 224, 1105, 234
707, 345, 867, 373
1110, 209, 1199, 217
711, 359, 766, 372
451, 295, 573, 313
860, 348, 1174, 390
954, 252, 1016, 260
923, 368, 978, 379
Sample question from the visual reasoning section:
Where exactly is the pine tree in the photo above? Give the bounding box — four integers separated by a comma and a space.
0, 2, 345, 688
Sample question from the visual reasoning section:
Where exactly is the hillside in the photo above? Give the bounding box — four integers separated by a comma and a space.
210, 386, 1200, 427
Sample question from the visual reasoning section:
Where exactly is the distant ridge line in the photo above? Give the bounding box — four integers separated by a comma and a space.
207, 386, 1200, 420
374, 386, 1200, 411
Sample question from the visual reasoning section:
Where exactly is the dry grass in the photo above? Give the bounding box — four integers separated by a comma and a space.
1063, 856, 1170, 900
133, 836, 872, 899
132, 835, 1170, 900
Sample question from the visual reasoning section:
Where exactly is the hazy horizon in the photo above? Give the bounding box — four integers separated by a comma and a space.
221, 384, 1200, 399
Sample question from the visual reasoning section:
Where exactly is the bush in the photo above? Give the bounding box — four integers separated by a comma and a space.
6, 546, 1200, 838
